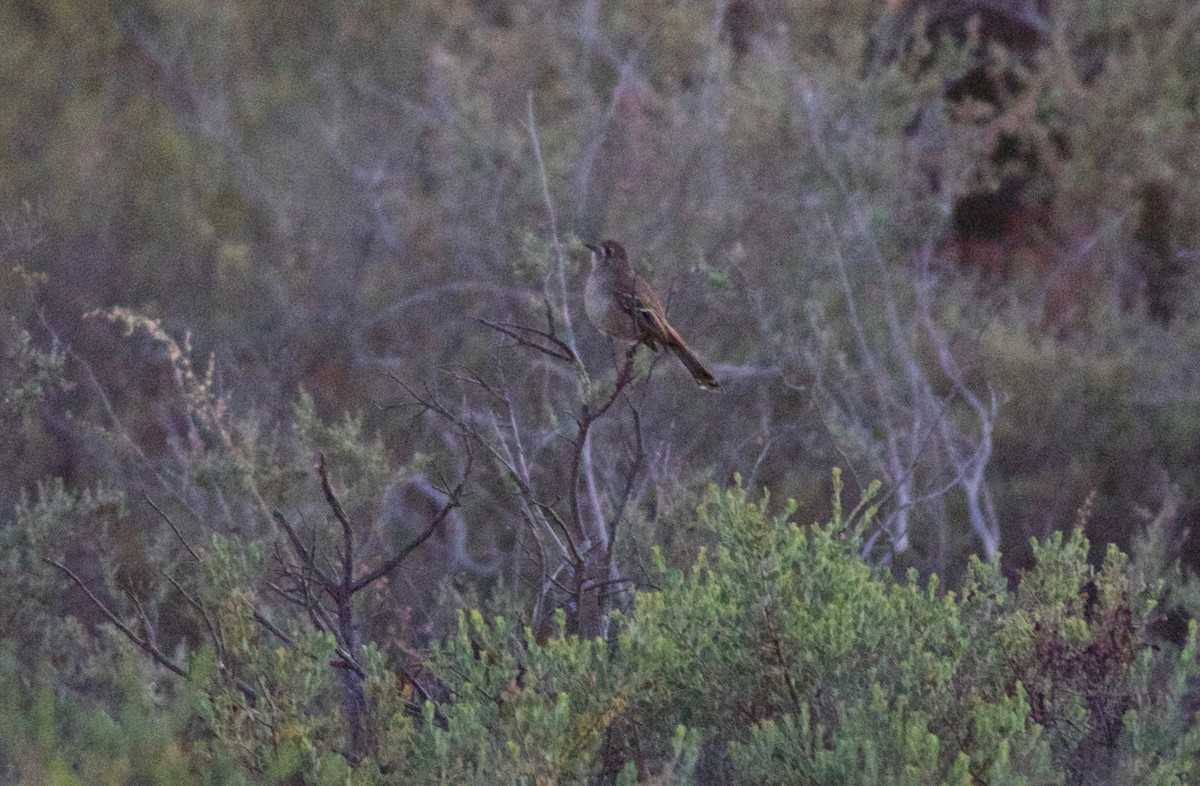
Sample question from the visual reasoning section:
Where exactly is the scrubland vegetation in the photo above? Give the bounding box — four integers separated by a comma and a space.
3, 0, 1200, 782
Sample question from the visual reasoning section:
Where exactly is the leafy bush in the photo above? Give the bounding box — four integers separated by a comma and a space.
11, 469, 1197, 784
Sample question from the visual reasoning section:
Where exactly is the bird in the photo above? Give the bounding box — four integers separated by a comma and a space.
584, 240, 720, 390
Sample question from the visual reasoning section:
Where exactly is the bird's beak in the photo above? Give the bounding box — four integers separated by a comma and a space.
584, 242, 601, 254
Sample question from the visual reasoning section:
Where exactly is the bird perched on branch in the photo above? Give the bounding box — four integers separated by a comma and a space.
584, 240, 720, 390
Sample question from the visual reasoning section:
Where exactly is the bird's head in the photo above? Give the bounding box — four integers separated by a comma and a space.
584, 240, 627, 265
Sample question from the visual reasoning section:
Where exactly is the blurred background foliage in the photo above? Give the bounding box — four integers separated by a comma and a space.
3, 0, 1200, 782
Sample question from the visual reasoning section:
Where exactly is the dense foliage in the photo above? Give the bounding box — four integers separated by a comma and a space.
3, 0, 1200, 782
3, 452, 1200, 783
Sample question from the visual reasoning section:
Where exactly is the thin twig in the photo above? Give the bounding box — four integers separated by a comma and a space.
145, 493, 200, 562
567, 353, 637, 548
477, 315, 576, 363
526, 92, 580, 363
272, 511, 335, 588
318, 452, 355, 590
350, 444, 473, 593
45, 558, 187, 678
253, 611, 293, 645
161, 568, 226, 663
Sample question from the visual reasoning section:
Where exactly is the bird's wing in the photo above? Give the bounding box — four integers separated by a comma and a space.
616, 284, 674, 349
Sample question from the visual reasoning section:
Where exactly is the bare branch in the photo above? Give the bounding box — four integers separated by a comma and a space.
46, 521, 277, 704
568, 352, 638, 549
272, 510, 336, 588
161, 568, 227, 665
525, 92, 580, 364
145, 493, 200, 562
253, 610, 294, 646
44, 558, 186, 678
608, 399, 646, 549
477, 309, 577, 364
350, 443, 473, 594
318, 453, 355, 590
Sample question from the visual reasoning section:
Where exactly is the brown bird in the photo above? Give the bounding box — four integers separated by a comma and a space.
584, 240, 720, 390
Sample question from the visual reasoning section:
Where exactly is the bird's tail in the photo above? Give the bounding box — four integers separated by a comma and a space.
663, 327, 720, 390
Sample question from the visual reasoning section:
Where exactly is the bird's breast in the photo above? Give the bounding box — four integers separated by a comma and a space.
585, 269, 641, 342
